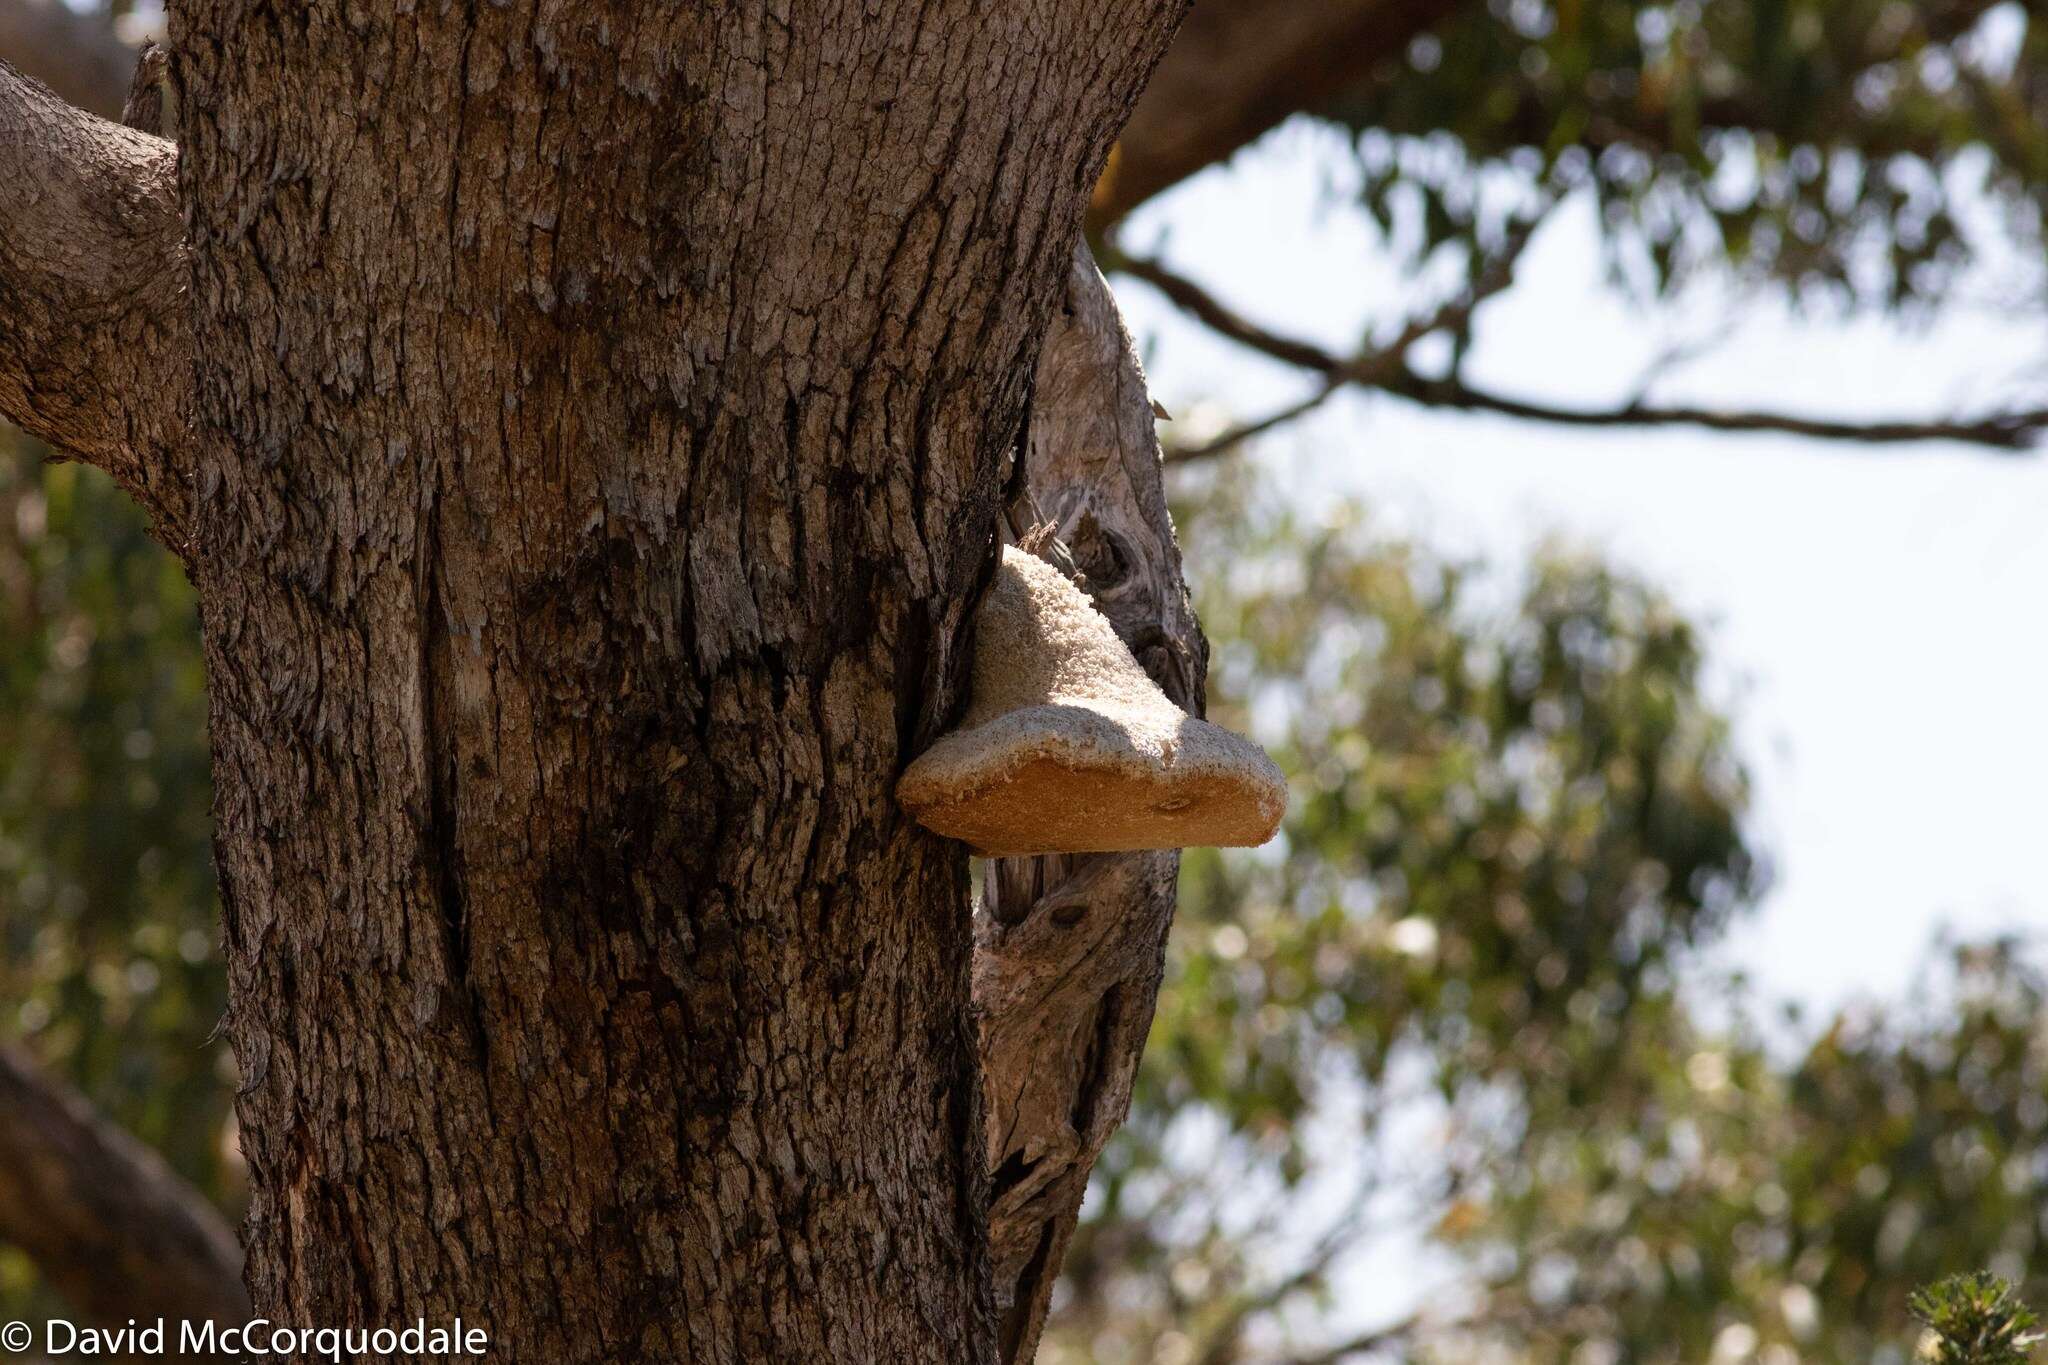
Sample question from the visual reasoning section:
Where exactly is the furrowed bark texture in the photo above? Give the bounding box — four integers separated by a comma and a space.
0, 1047, 249, 1330
0, 60, 192, 545
1, 0, 1468, 241
979, 244, 1206, 1363
166, 4, 1182, 1361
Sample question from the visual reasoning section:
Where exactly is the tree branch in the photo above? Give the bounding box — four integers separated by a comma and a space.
1118, 250, 2048, 456
1375, 373, 2048, 449
1116, 250, 1347, 373
977, 240, 1207, 1364
1094, 0, 1463, 228
0, 1046, 248, 1330
0, 59, 193, 549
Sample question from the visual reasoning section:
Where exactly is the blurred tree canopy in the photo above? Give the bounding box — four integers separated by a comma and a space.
1324, 0, 2048, 308
1041, 482, 2048, 1364
2, 0, 2046, 1349
1102, 1, 2048, 455
0, 425, 233, 1315
8, 418, 2044, 1352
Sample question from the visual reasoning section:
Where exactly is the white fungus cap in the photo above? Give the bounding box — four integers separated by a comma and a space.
897, 546, 1288, 856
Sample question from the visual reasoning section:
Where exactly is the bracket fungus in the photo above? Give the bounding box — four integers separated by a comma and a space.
898, 545, 1287, 856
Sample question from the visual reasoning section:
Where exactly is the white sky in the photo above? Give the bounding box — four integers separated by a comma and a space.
1124, 119, 2048, 1022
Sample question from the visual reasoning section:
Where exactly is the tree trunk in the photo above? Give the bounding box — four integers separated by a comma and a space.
155, 5, 1180, 1360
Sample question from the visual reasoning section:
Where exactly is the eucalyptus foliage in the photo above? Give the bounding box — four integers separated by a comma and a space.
1329, 1, 2046, 308
1048, 485, 2048, 1364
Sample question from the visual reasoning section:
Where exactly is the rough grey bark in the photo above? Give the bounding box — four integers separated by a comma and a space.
151, 5, 1184, 1362
0, 1047, 249, 1330
1, 0, 1470, 237
978, 243, 1206, 1362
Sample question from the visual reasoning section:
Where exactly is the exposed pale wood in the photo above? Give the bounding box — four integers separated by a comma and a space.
0, 60, 192, 549
0, 1047, 248, 1330
979, 241, 1207, 1362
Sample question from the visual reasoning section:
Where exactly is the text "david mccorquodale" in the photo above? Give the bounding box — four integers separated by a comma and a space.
9, 1317, 490, 1359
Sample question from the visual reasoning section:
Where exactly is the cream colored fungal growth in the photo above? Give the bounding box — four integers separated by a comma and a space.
897, 545, 1288, 856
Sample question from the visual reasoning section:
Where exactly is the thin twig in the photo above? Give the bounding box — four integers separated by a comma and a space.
1118, 237, 2048, 458
1141, 218, 1541, 461
1385, 374, 2048, 449
1278, 1311, 1427, 1365
1171, 382, 1343, 462
1193, 1172, 1389, 1365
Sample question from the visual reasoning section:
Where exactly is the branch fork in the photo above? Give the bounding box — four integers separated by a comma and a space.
0, 58, 194, 551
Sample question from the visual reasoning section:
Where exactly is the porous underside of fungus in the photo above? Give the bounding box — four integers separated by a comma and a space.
897, 545, 1287, 856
